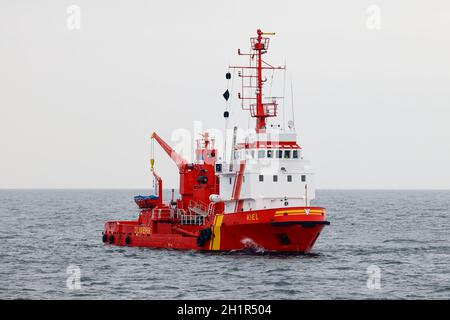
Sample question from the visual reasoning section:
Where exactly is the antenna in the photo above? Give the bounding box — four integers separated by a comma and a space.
290, 77, 296, 130
282, 59, 287, 130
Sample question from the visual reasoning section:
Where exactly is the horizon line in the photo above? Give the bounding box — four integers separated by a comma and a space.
1, 188, 449, 191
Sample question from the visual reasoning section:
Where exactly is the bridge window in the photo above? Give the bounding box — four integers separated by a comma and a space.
267, 150, 273, 158
273, 175, 278, 182
276, 150, 282, 158
287, 175, 292, 182
301, 175, 306, 182
284, 150, 291, 159
293, 150, 299, 159
258, 150, 266, 158
259, 175, 264, 182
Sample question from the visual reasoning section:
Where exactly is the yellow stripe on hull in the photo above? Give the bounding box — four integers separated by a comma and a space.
209, 215, 224, 251
274, 209, 324, 216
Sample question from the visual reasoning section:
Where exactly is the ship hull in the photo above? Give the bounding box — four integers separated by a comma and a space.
103, 207, 329, 253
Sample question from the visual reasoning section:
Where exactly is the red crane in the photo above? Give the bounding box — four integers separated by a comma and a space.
151, 132, 187, 169
150, 132, 218, 212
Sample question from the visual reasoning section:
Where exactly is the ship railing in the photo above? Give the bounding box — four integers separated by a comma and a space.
170, 208, 179, 219
179, 212, 206, 226
174, 208, 184, 220
188, 199, 208, 216
154, 209, 178, 220
249, 102, 278, 118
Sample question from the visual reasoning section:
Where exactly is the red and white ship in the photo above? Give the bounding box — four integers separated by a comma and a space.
103, 29, 329, 253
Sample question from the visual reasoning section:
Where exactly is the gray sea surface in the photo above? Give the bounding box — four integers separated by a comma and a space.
0, 189, 449, 299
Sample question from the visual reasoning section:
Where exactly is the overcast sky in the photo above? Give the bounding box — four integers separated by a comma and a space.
1, 0, 449, 189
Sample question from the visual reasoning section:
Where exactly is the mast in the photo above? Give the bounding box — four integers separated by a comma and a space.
255, 29, 265, 131
229, 29, 285, 133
